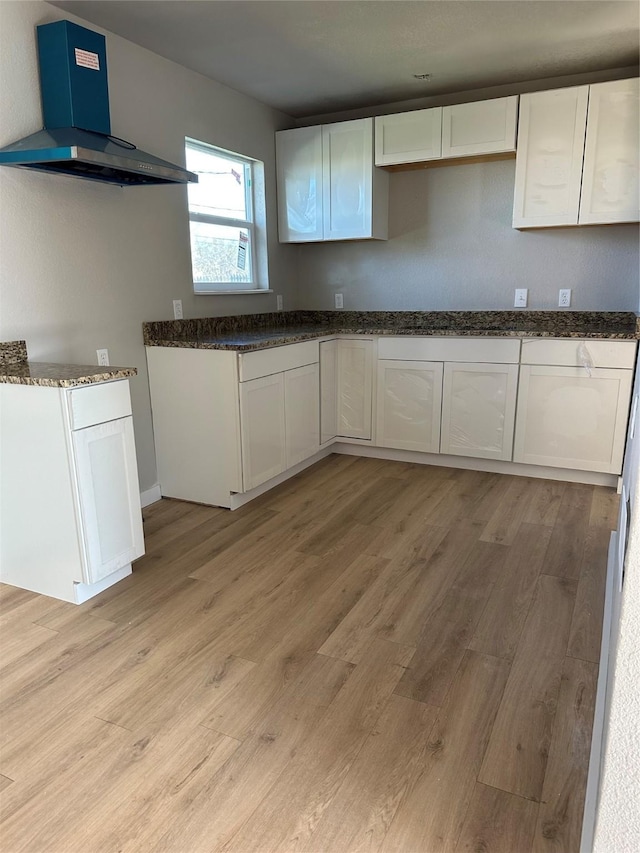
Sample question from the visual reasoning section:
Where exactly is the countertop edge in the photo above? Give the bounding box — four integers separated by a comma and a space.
144, 327, 639, 353
0, 364, 138, 388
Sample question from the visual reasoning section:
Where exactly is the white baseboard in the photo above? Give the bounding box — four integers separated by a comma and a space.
140, 484, 162, 508
332, 443, 618, 488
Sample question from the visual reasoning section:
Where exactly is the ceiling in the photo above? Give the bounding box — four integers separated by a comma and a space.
53, 1, 640, 118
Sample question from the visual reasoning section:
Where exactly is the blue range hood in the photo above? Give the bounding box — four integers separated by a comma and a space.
0, 20, 197, 187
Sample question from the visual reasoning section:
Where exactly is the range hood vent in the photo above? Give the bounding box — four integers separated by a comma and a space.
0, 20, 197, 187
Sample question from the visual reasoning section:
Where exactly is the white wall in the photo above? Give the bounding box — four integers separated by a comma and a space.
593, 356, 640, 853
0, 1, 298, 492
296, 159, 639, 311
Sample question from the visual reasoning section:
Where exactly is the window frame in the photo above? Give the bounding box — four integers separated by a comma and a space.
186, 138, 267, 294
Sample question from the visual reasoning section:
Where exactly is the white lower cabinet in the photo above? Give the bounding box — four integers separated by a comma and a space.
72, 415, 144, 584
337, 339, 374, 439
284, 363, 320, 468
440, 362, 519, 460
0, 379, 144, 603
513, 365, 633, 474
240, 373, 287, 491
376, 359, 443, 452
240, 362, 320, 491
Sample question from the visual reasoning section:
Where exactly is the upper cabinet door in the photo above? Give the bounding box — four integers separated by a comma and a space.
276, 126, 323, 242
374, 108, 442, 166
512, 86, 589, 228
442, 96, 518, 158
579, 78, 640, 225
323, 118, 375, 240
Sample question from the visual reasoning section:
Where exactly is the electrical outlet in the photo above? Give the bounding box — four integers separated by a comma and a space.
173, 299, 183, 320
514, 288, 528, 308
558, 288, 571, 308
276, 294, 284, 311
97, 349, 109, 366
334, 293, 344, 309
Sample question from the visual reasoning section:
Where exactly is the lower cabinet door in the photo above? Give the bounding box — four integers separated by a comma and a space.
513, 365, 633, 474
376, 359, 443, 452
440, 362, 519, 460
71, 416, 144, 584
285, 363, 320, 468
320, 340, 338, 444
337, 339, 374, 439
240, 373, 286, 491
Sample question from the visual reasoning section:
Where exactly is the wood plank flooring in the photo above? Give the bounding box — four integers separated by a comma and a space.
0, 455, 615, 853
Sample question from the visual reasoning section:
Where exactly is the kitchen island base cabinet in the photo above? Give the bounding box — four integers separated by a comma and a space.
376, 359, 443, 452
513, 366, 633, 474
440, 362, 519, 461
0, 380, 144, 604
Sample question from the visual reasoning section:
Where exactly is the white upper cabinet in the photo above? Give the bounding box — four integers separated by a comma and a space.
276, 126, 323, 242
375, 108, 442, 166
276, 118, 388, 243
441, 96, 518, 158
374, 96, 518, 166
579, 78, 640, 225
513, 79, 639, 228
512, 86, 589, 228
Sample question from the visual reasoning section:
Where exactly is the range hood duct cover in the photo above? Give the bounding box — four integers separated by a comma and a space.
0, 20, 197, 187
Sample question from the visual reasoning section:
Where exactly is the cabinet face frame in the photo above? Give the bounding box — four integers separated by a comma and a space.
512, 86, 589, 228
579, 78, 640, 225
276, 125, 324, 243
71, 415, 144, 585
374, 108, 443, 166
376, 359, 443, 452
440, 362, 519, 461
513, 364, 633, 474
320, 339, 338, 444
441, 96, 518, 158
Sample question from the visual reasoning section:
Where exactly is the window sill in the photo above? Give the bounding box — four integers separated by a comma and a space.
194, 289, 273, 296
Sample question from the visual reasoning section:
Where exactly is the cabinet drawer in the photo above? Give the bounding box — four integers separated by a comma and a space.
67, 380, 132, 430
377, 337, 520, 364
521, 339, 637, 369
238, 341, 319, 382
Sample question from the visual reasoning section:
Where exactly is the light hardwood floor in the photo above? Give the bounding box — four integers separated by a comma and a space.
0, 455, 616, 853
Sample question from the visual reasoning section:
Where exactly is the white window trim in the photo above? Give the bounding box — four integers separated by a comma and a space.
186, 138, 269, 294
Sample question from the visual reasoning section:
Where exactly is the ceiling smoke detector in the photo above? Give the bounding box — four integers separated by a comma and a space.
413, 73, 432, 81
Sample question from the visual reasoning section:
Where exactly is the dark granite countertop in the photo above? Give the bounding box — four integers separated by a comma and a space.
143, 311, 640, 352
0, 341, 137, 388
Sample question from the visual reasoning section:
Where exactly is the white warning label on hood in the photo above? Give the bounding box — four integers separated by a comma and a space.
75, 48, 100, 71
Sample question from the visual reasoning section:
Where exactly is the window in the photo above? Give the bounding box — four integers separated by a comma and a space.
185, 138, 268, 293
